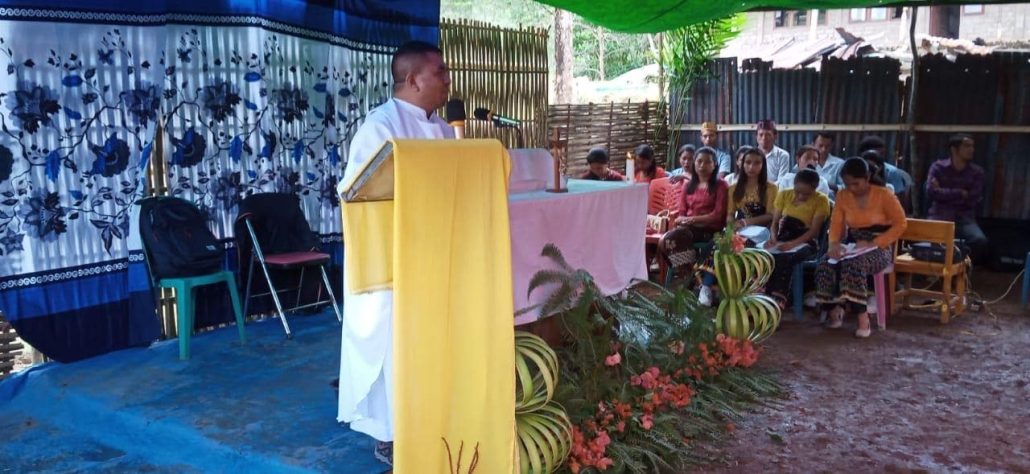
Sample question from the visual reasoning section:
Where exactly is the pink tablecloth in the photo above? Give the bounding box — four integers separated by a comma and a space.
510, 179, 648, 325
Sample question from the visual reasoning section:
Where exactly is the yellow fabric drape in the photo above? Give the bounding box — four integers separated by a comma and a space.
340, 199, 393, 293
341, 139, 516, 473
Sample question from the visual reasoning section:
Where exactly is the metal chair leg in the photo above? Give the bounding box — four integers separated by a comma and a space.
320, 265, 343, 323
258, 259, 293, 338
242, 258, 256, 320
294, 266, 307, 312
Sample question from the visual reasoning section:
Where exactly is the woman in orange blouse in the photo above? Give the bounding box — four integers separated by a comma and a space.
816, 157, 907, 338
633, 144, 668, 183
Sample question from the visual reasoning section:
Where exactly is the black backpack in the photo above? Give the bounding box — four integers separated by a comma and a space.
139, 197, 224, 279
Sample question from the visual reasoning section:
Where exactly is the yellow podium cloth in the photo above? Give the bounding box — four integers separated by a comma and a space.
341, 139, 516, 473
340, 199, 393, 293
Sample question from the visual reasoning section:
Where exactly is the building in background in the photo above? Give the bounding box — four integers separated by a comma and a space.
724, 4, 1030, 62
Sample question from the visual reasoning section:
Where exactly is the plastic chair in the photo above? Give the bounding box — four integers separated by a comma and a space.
235, 193, 342, 338
138, 197, 246, 360
870, 265, 893, 329
1021, 252, 1029, 309
160, 272, 245, 360
791, 211, 832, 321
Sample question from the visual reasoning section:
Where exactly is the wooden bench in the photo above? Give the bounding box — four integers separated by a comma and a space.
889, 218, 970, 324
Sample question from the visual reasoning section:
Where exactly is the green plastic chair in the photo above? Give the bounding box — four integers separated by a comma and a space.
158, 271, 246, 360
139, 197, 246, 360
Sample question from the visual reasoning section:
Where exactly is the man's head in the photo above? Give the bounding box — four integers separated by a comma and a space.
700, 122, 718, 147
586, 147, 611, 176
795, 145, 820, 171
813, 132, 834, 163
857, 135, 887, 160
756, 119, 777, 151
391, 41, 450, 114
948, 133, 975, 163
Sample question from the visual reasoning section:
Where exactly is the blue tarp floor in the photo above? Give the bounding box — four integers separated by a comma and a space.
0, 310, 388, 473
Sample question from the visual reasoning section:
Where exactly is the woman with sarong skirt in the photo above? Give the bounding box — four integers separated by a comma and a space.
815, 158, 907, 338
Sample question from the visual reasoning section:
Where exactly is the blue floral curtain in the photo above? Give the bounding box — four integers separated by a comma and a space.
0, 1, 441, 362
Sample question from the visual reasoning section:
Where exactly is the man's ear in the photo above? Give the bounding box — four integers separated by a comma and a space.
405, 71, 420, 92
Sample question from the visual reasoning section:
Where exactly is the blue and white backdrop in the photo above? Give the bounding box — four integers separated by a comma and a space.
0, 0, 440, 362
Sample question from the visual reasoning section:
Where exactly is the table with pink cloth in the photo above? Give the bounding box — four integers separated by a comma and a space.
510, 179, 648, 325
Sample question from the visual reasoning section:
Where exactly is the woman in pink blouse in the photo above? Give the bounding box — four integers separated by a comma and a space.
672, 147, 729, 305
676, 147, 728, 240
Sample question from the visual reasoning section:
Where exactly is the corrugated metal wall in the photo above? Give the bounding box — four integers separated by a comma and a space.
911, 53, 1030, 220
672, 53, 1029, 219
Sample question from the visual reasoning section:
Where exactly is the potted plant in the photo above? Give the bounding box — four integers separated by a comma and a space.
711, 227, 781, 342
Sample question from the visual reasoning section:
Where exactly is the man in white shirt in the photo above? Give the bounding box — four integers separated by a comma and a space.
756, 119, 791, 183
699, 121, 732, 179
337, 40, 453, 467
775, 145, 832, 196
812, 132, 844, 194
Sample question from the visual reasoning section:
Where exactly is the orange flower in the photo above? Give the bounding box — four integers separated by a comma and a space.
604, 352, 622, 366
725, 422, 736, 433
731, 233, 746, 253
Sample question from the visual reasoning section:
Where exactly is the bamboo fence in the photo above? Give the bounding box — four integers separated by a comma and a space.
440, 18, 550, 149
548, 101, 669, 177
0, 318, 22, 378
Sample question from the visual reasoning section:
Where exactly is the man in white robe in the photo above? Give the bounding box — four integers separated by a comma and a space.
337, 40, 453, 467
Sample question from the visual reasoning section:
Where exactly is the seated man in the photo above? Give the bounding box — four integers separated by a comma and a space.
855, 136, 912, 198
699, 121, 732, 179
812, 132, 845, 195
775, 145, 831, 197
927, 133, 988, 262
579, 147, 625, 181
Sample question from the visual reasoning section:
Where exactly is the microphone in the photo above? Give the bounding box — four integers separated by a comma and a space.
473, 107, 520, 128
445, 99, 466, 139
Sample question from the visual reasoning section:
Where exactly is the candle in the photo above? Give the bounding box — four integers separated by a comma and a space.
625, 151, 635, 183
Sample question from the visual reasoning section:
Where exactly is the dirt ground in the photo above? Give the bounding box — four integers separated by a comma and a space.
704, 269, 1030, 473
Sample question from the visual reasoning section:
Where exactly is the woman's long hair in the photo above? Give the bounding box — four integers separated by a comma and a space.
635, 144, 657, 178
687, 147, 720, 195
732, 147, 769, 204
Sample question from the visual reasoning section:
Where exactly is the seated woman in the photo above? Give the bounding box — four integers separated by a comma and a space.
775, 145, 832, 196
764, 169, 831, 308
727, 147, 777, 232
579, 147, 625, 181
633, 144, 667, 184
672, 147, 728, 303
723, 146, 750, 187
816, 158, 907, 338
668, 144, 694, 183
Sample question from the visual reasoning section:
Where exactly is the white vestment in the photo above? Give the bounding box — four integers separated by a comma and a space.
337, 98, 454, 441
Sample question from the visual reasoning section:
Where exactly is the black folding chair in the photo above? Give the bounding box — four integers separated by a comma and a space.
235, 193, 342, 338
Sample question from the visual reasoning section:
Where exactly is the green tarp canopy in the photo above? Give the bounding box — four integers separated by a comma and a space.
532, 1, 1021, 33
